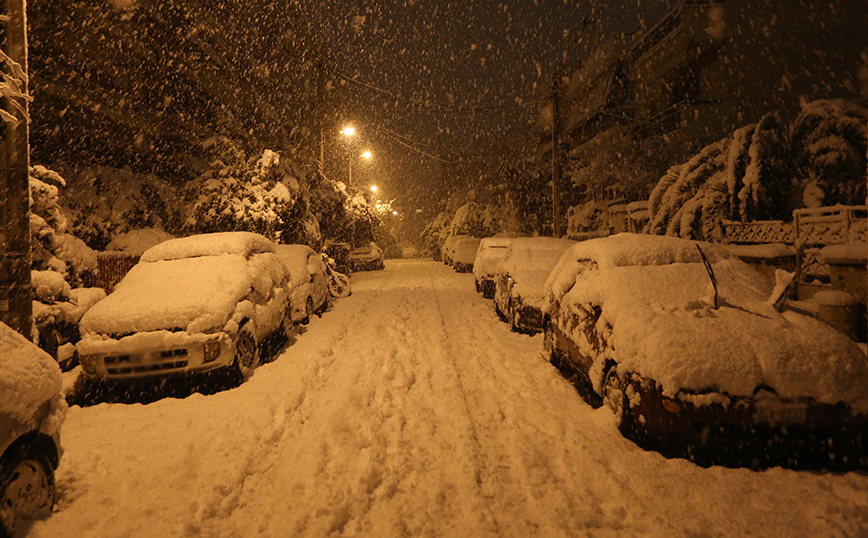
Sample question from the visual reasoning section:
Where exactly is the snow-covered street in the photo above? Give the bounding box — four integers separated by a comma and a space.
29, 260, 868, 538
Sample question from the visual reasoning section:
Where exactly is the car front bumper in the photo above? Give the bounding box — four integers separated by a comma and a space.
622, 376, 868, 468
78, 331, 236, 381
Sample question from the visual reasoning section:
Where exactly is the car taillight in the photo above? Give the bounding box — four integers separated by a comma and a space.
203, 341, 221, 363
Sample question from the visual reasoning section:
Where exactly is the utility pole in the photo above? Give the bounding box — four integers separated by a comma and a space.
0, 0, 32, 338
316, 57, 325, 167
551, 70, 563, 238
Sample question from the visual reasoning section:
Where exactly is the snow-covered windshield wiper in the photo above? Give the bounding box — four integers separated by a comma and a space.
696, 245, 719, 309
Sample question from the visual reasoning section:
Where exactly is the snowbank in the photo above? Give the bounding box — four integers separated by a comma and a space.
106, 228, 175, 256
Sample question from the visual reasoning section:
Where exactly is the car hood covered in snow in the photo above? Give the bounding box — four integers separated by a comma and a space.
545, 234, 868, 411
81, 254, 254, 335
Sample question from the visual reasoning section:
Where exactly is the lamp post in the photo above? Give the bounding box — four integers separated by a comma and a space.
340, 127, 372, 186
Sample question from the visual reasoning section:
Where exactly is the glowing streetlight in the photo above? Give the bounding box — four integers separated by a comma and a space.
370, 185, 378, 193
340, 126, 355, 136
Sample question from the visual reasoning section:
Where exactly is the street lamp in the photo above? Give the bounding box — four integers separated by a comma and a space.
370, 185, 378, 193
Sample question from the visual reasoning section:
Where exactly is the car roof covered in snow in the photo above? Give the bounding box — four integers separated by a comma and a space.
452, 238, 482, 264
141, 231, 275, 262
498, 237, 577, 307
275, 244, 320, 282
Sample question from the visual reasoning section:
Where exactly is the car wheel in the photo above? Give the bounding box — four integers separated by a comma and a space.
227, 324, 259, 386
508, 301, 520, 333
603, 370, 631, 433
318, 293, 330, 316
0, 445, 55, 537
302, 297, 314, 325
543, 323, 559, 367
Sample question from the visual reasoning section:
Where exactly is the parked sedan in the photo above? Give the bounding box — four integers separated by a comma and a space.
77, 232, 293, 387
493, 237, 576, 334
275, 244, 330, 324
1, 321, 66, 537
542, 233, 868, 467
349, 242, 385, 271
451, 237, 481, 273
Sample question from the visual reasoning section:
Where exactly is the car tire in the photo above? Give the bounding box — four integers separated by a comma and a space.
603, 370, 632, 433
543, 323, 559, 368
227, 324, 259, 387
302, 297, 314, 325
0, 445, 55, 537
508, 300, 520, 333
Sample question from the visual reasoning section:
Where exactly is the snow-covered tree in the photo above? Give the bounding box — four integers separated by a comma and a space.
184, 138, 302, 243
420, 211, 453, 256
645, 100, 866, 240
29, 166, 97, 287
790, 99, 868, 208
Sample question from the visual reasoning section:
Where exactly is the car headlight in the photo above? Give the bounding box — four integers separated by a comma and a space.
80, 355, 97, 375
203, 341, 221, 363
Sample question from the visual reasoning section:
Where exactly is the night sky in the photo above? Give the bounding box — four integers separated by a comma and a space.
295, 0, 673, 215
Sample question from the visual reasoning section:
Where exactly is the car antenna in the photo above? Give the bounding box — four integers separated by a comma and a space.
696, 245, 719, 309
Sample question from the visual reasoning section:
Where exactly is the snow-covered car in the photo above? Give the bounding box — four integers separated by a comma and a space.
493, 237, 576, 334
440, 234, 469, 266
275, 244, 330, 324
348, 241, 385, 271
451, 237, 481, 273
0, 322, 66, 537
473, 237, 518, 298
542, 233, 868, 465
77, 232, 293, 387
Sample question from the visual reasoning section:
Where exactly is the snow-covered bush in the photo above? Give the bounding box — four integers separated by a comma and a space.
646, 99, 867, 240
185, 139, 303, 243
448, 202, 499, 238
105, 228, 175, 256
59, 165, 182, 250
420, 211, 453, 256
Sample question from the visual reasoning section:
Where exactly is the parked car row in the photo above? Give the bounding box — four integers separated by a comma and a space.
75, 232, 346, 390
458, 231, 868, 468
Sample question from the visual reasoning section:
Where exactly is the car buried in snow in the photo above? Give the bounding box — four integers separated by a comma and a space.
542, 233, 868, 468
473, 236, 518, 298
440, 234, 470, 266
493, 237, 576, 334
451, 237, 481, 273
274, 244, 330, 325
0, 321, 66, 537
77, 232, 294, 388
348, 241, 385, 271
